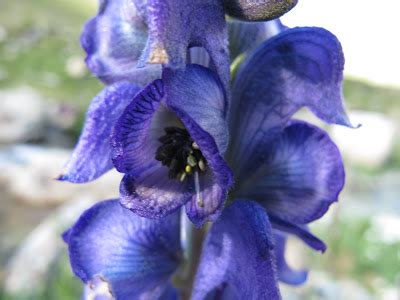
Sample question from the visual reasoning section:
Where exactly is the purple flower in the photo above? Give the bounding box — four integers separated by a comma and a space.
82, 0, 232, 97
192, 200, 281, 299
64, 199, 282, 299
58, 83, 142, 183
81, 0, 161, 86
111, 66, 233, 227
223, 25, 353, 253
63, 200, 181, 300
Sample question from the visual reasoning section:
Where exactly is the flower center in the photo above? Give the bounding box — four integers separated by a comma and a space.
155, 126, 208, 181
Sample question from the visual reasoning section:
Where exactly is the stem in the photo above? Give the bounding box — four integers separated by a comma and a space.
185, 226, 206, 300
174, 220, 207, 300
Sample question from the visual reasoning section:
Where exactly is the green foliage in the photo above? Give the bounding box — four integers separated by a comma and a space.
311, 217, 400, 291
0, 0, 102, 109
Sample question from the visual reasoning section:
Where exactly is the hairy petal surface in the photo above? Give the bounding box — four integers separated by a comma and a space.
228, 19, 285, 61
192, 200, 280, 300
65, 200, 181, 300
59, 83, 140, 183
229, 26, 353, 181
134, 0, 230, 97
224, 0, 297, 21
237, 121, 344, 224
82, 0, 160, 85
274, 232, 308, 285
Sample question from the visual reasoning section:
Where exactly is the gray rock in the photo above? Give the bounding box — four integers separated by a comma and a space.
0, 87, 46, 144
0, 86, 77, 147
0, 144, 121, 206
3, 197, 98, 295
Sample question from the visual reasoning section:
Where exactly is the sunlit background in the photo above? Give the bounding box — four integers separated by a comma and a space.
0, 1, 399, 299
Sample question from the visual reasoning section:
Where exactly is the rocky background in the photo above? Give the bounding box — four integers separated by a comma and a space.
0, 1, 399, 299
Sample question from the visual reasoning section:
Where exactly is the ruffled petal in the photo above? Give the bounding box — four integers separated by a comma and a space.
229, 26, 354, 180
82, 0, 161, 85
223, 0, 297, 21
65, 200, 181, 300
58, 83, 140, 183
111, 80, 191, 218
269, 214, 326, 252
111, 79, 165, 175
274, 232, 308, 285
134, 0, 230, 98
228, 19, 284, 61
192, 200, 281, 300
237, 121, 344, 224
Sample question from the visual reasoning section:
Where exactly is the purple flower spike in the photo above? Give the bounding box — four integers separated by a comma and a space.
64, 200, 181, 300
223, 0, 298, 21
133, 0, 231, 97
59, 83, 140, 183
192, 200, 281, 299
82, 0, 161, 85
236, 121, 344, 225
112, 65, 232, 226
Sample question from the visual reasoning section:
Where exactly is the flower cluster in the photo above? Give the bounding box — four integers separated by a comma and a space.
61, 1, 355, 299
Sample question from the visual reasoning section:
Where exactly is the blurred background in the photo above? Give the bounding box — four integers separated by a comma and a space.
0, 0, 399, 299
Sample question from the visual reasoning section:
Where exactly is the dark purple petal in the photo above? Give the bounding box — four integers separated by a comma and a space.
58, 83, 140, 183
229, 26, 355, 180
223, 0, 298, 21
228, 19, 285, 61
269, 214, 327, 252
163, 65, 229, 153
237, 121, 344, 224
274, 232, 308, 285
111, 80, 165, 175
134, 0, 230, 98
111, 80, 192, 218
65, 199, 181, 300
82, 0, 161, 85
192, 200, 281, 299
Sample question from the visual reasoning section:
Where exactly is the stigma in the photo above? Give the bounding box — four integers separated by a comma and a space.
155, 127, 208, 181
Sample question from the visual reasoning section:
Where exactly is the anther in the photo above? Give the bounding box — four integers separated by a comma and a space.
187, 154, 197, 167
198, 159, 206, 172
155, 126, 208, 181
192, 142, 200, 150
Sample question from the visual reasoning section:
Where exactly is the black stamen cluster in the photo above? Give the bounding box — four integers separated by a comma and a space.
155, 126, 206, 179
